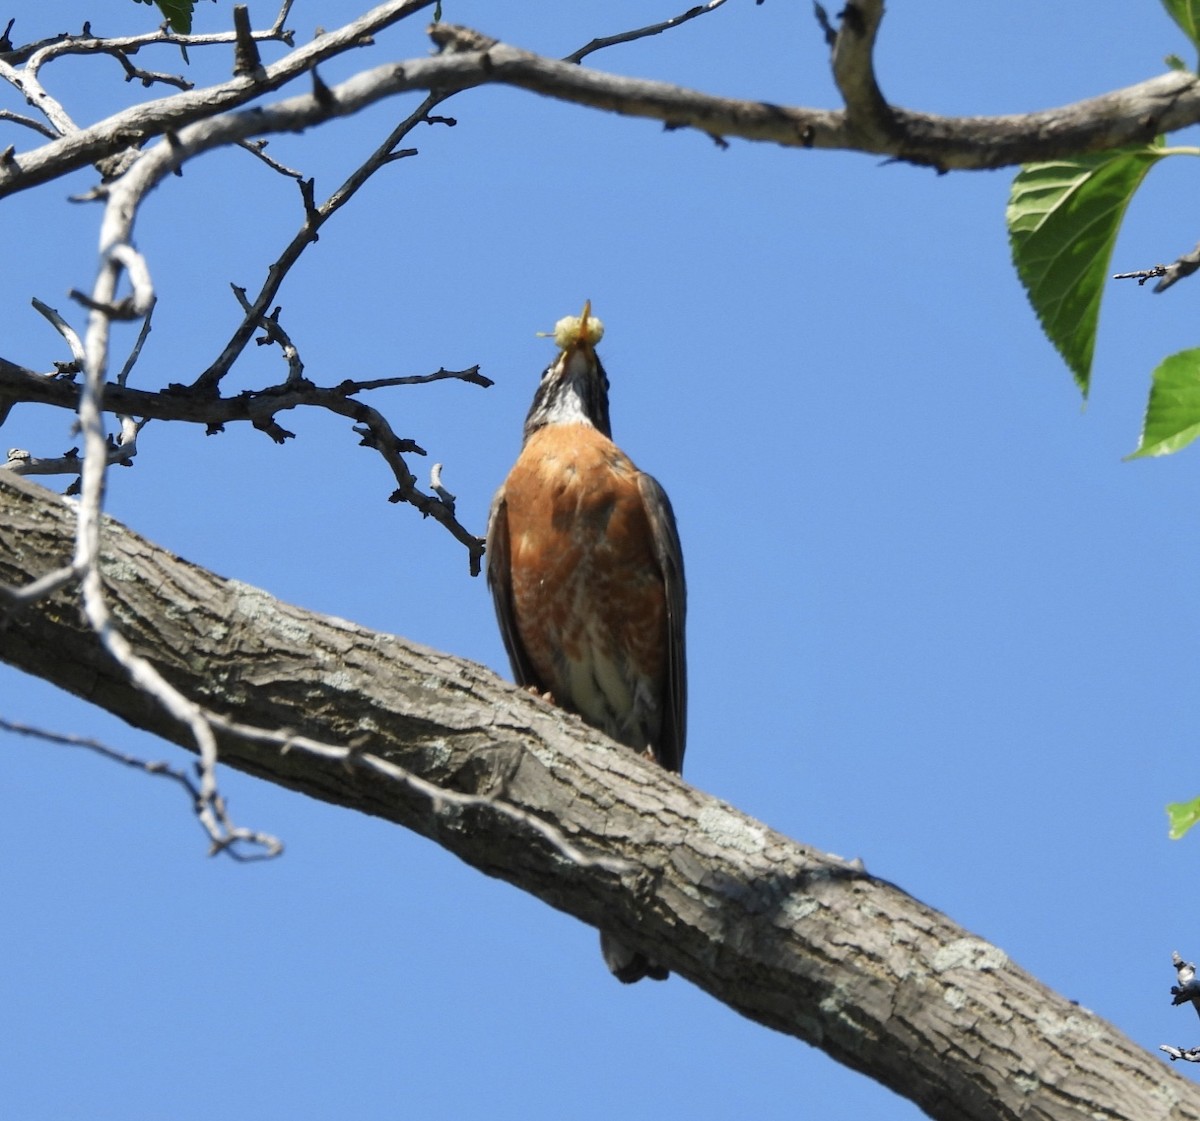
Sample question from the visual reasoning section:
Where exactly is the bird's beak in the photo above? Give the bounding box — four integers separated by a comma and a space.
575, 300, 595, 359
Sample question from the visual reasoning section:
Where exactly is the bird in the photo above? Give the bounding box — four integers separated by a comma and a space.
486, 302, 686, 983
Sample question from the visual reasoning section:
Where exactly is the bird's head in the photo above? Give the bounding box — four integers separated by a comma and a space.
523, 301, 612, 442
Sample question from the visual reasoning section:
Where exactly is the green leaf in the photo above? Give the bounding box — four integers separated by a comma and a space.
1127, 348, 1200, 458
1166, 52, 1189, 70
1168, 796, 1200, 839
1161, 0, 1200, 52
131, 0, 196, 35
1007, 140, 1166, 396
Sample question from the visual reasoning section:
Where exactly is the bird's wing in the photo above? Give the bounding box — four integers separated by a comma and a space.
485, 488, 543, 690
637, 473, 687, 773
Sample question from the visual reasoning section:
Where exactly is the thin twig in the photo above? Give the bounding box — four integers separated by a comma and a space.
193, 88, 454, 394
111, 49, 194, 91
237, 138, 304, 179
1113, 265, 1168, 285
338, 366, 493, 391
0, 716, 282, 859
15, 1, 293, 70
259, 310, 304, 384
0, 54, 77, 137
2, 442, 145, 484
270, 0, 297, 40
31, 297, 86, 368
429, 462, 456, 512
0, 108, 57, 140
566, 0, 731, 64
115, 297, 156, 386
0, 556, 83, 614
1, 0, 433, 199
60, 155, 278, 862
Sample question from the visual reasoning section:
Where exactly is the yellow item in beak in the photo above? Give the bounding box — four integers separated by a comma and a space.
545, 301, 605, 350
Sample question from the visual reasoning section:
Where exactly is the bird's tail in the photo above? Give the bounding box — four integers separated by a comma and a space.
600, 931, 668, 983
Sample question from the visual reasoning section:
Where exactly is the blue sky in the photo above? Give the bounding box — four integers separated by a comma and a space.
4, 2, 1200, 1118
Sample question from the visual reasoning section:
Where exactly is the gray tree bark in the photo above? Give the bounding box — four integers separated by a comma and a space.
0, 469, 1194, 1121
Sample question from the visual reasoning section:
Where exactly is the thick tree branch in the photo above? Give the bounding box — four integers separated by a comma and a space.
3, 8, 1200, 199
37, 33, 1196, 236
0, 469, 1195, 1121
463, 35, 1200, 170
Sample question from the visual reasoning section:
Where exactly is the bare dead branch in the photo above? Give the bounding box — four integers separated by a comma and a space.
31, 297, 86, 367
0, 54, 77, 137
1, 2, 292, 68
35, 165, 275, 862
1114, 265, 1169, 285
232, 5, 264, 79
1, 440, 145, 483
0, 108, 57, 140
422, 21, 1200, 170
112, 51, 193, 92
429, 462, 456, 512
0, 359, 487, 431
232, 290, 304, 385
115, 298, 155, 386
0, 361, 486, 567
237, 137, 304, 179
480, 35, 1200, 169
193, 89, 453, 394
107, 244, 155, 317
564, 0, 732, 64
2, 2, 1199, 202
0, 0, 436, 199
270, 0, 297, 41
340, 366, 494, 391
350, 398, 485, 574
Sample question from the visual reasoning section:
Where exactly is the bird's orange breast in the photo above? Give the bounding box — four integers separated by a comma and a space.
499, 423, 668, 747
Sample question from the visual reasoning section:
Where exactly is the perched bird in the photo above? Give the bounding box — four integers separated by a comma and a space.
486, 303, 687, 983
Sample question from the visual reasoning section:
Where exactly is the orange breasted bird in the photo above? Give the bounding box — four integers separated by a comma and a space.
486, 303, 687, 983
